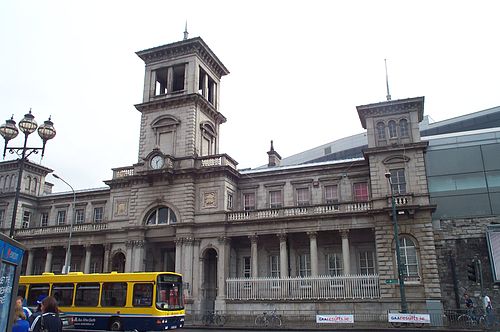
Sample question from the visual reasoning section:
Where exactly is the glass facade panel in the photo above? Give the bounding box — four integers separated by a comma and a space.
431, 194, 491, 218
481, 143, 500, 171
426, 146, 483, 176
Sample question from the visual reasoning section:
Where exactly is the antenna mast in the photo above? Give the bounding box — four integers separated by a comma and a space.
385, 59, 391, 101
183, 21, 189, 40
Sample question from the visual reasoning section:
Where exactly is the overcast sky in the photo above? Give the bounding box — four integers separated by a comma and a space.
1, 1, 499, 193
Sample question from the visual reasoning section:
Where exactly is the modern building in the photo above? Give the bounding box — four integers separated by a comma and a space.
1, 35, 498, 321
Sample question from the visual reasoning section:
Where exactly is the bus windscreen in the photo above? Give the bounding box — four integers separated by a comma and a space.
156, 275, 183, 310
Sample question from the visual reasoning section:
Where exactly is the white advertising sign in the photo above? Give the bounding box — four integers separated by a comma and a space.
388, 313, 431, 324
316, 314, 354, 324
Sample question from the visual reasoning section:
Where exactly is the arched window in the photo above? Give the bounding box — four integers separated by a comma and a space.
146, 206, 177, 225
25, 176, 31, 191
388, 120, 398, 138
399, 236, 419, 280
376, 122, 386, 140
399, 119, 409, 137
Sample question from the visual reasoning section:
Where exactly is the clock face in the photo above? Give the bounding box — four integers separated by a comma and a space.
150, 155, 164, 169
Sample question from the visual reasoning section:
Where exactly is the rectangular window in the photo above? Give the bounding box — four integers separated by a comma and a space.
40, 213, 48, 227
327, 253, 343, 276
75, 283, 100, 307
75, 209, 85, 224
51, 283, 74, 307
22, 211, 31, 229
227, 193, 233, 210
325, 185, 338, 204
353, 182, 369, 202
0, 209, 4, 227
359, 251, 375, 275
298, 254, 311, 277
101, 282, 127, 307
296, 188, 310, 206
390, 169, 407, 194
133, 283, 153, 307
269, 255, 280, 278
57, 210, 66, 225
93, 207, 103, 223
26, 284, 50, 307
243, 193, 255, 211
243, 256, 251, 278
269, 190, 282, 209
172, 64, 186, 92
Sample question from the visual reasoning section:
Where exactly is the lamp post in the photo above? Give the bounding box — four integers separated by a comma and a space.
385, 171, 408, 313
52, 173, 76, 274
0, 110, 56, 238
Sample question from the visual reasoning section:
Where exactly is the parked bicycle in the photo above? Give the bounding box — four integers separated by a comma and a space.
457, 310, 486, 328
202, 310, 226, 326
255, 308, 283, 327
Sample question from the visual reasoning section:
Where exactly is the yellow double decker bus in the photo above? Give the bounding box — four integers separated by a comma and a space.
18, 272, 185, 331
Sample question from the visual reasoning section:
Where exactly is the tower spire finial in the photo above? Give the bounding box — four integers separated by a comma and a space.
384, 59, 391, 101
183, 21, 189, 40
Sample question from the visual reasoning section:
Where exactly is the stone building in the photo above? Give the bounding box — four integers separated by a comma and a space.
0, 36, 452, 317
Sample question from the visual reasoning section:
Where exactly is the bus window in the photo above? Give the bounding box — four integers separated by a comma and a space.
132, 283, 152, 307
75, 283, 100, 307
157, 282, 183, 310
17, 285, 27, 299
51, 283, 74, 307
26, 284, 50, 308
101, 282, 127, 307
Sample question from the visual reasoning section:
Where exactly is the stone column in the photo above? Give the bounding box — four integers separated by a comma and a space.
308, 231, 318, 276
249, 235, 259, 278
175, 238, 183, 273
183, 238, 194, 297
278, 233, 289, 278
133, 240, 145, 272
103, 243, 112, 273
84, 244, 92, 274
216, 236, 230, 302
341, 230, 351, 275
125, 241, 134, 273
192, 239, 201, 299
25, 249, 35, 276
44, 247, 53, 273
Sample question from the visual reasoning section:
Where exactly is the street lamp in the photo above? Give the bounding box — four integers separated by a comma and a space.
52, 173, 76, 274
385, 171, 408, 313
0, 110, 56, 238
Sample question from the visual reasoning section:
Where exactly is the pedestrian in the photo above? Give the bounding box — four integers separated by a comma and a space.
29, 294, 47, 325
11, 303, 29, 332
16, 296, 32, 319
483, 294, 494, 327
29, 296, 63, 332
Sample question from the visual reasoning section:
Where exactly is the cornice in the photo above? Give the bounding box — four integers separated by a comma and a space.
356, 97, 424, 129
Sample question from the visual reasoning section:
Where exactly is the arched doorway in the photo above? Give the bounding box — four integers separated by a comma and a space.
201, 248, 218, 313
111, 252, 126, 273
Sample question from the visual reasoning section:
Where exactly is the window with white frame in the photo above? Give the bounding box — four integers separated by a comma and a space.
93, 207, 104, 223
399, 237, 419, 280
296, 187, 310, 206
242, 256, 251, 278
390, 168, 406, 194
359, 250, 375, 275
298, 254, 311, 277
269, 190, 283, 209
76, 209, 85, 224
40, 212, 48, 227
0, 209, 4, 227
327, 253, 343, 276
243, 193, 256, 211
399, 119, 409, 137
227, 193, 233, 210
57, 210, 66, 225
376, 121, 386, 140
324, 185, 338, 204
146, 207, 177, 225
22, 211, 31, 229
353, 182, 369, 201
269, 255, 280, 278
388, 120, 398, 138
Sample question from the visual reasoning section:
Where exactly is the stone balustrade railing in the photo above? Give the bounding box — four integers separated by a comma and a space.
15, 222, 108, 237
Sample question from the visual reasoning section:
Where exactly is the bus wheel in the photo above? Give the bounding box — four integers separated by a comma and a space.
109, 318, 122, 331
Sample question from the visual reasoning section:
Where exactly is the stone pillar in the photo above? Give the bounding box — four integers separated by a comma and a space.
175, 238, 183, 273
133, 240, 145, 272
103, 243, 112, 273
125, 241, 134, 273
25, 249, 35, 276
249, 235, 258, 278
308, 231, 318, 276
203, 73, 209, 98
278, 233, 289, 278
83, 245, 92, 274
44, 247, 53, 273
341, 230, 351, 275
192, 239, 201, 299
216, 236, 230, 306
183, 238, 194, 297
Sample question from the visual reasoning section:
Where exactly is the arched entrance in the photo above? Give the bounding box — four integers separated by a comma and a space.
201, 248, 218, 312
111, 252, 125, 273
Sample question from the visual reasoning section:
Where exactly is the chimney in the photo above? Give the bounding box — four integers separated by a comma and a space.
267, 140, 282, 167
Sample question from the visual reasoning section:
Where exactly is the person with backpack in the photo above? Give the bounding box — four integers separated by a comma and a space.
29, 296, 63, 332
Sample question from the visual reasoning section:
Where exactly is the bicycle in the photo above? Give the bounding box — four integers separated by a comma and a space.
457, 308, 486, 328
202, 310, 226, 326
255, 308, 282, 327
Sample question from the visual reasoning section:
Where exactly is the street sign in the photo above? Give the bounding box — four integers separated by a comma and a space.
385, 279, 399, 284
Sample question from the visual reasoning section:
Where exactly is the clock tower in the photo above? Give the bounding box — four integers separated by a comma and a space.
135, 37, 229, 167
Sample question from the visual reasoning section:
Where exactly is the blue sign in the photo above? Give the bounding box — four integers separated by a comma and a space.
1, 242, 24, 265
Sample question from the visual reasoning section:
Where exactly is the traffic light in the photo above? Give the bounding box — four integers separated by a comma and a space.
467, 261, 477, 282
